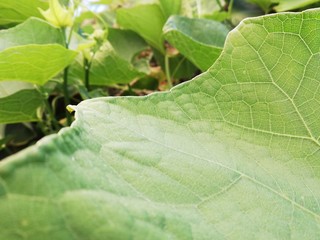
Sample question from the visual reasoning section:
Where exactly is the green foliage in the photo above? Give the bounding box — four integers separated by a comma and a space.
0, 82, 44, 123
1, 7, 320, 239
163, 15, 229, 71
0, 45, 77, 84
0, 18, 64, 50
0, 0, 47, 26
116, 4, 166, 53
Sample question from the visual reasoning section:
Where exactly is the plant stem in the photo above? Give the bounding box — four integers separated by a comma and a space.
43, 97, 60, 131
84, 58, 92, 91
36, 86, 60, 132
61, 27, 72, 126
164, 54, 173, 89
215, 0, 223, 10
63, 66, 72, 126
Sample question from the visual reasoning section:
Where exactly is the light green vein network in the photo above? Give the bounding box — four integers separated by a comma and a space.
1, 8, 320, 240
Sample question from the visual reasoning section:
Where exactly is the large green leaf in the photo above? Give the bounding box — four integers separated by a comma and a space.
116, 4, 166, 53
163, 16, 229, 71
0, 0, 47, 26
0, 44, 77, 85
0, 17, 64, 51
1, 8, 320, 239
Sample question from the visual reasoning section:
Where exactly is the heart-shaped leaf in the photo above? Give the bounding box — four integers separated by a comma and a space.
1, 9, 320, 239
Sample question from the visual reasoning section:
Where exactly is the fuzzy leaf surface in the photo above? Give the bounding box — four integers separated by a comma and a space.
1, 9, 320, 239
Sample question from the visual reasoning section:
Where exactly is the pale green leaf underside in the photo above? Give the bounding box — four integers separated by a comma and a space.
0, 89, 43, 123
0, 44, 77, 85
1, 9, 320, 239
163, 15, 229, 71
0, 0, 47, 25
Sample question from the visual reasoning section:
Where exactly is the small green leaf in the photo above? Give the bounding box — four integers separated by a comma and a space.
70, 42, 145, 85
0, 0, 48, 25
108, 28, 148, 62
163, 16, 229, 71
117, 4, 166, 53
0, 17, 64, 51
0, 89, 43, 123
0, 44, 77, 85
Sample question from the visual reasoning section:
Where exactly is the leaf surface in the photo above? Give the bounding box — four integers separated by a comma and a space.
108, 28, 148, 62
0, 45, 77, 85
0, 89, 43, 123
0, 0, 47, 25
163, 16, 229, 71
159, 0, 182, 18
0, 17, 64, 51
116, 4, 166, 53
1, 9, 320, 239
70, 42, 145, 85
0, 81, 43, 124
275, 0, 320, 12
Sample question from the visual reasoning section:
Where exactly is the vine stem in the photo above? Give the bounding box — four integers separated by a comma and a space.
164, 54, 173, 89
215, 0, 223, 10
63, 66, 72, 125
84, 58, 90, 91
37, 86, 60, 132
43, 96, 60, 131
61, 27, 72, 126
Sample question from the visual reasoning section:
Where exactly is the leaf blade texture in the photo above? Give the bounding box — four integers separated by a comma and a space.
0, 0, 48, 25
1, 9, 320, 239
0, 44, 77, 85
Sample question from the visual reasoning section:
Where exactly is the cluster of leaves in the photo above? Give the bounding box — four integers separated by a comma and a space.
1, 0, 320, 239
